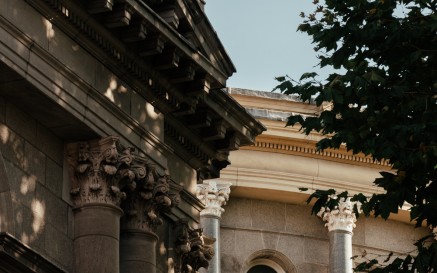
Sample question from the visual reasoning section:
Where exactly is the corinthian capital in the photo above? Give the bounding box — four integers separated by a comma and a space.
68, 136, 135, 207
120, 166, 181, 233
196, 181, 231, 218
318, 197, 360, 233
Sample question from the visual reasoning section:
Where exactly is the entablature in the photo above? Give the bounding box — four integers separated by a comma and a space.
24, 0, 265, 179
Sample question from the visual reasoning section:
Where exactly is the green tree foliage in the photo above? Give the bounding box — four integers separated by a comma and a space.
275, 0, 437, 271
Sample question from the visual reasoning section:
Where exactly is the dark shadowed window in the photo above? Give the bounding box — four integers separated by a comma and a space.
247, 265, 277, 273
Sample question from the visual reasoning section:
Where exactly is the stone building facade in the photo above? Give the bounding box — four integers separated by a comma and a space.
215, 88, 431, 273
0, 1, 266, 272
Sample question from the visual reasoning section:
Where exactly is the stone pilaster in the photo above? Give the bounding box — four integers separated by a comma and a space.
318, 197, 359, 273
119, 161, 181, 273
196, 181, 231, 273
68, 136, 133, 273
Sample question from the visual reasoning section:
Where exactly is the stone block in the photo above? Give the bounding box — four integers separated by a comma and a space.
12, 202, 24, 238
36, 123, 63, 165
45, 224, 73, 271
3, 0, 48, 49
221, 198, 252, 228
221, 253, 243, 273
251, 200, 286, 232
261, 231, 280, 250
131, 92, 164, 139
304, 238, 329, 265
285, 204, 328, 239
26, 51, 88, 119
0, 123, 25, 168
94, 66, 132, 115
84, 98, 117, 135
220, 228, 235, 254
364, 218, 418, 252
276, 234, 305, 264
5, 101, 37, 145
21, 204, 46, 252
352, 217, 366, 245
0, 190, 14, 232
0, 97, 5, 122
234, 229, 264, 260
48, 25, 96, 85
0, 150, 10, 194
45, 158, 63, 197
5, 159, 36, 208
296, 263, 328, 273
36, 183, 69, 233
67, 207, 74, 239
23, 142, 46, 184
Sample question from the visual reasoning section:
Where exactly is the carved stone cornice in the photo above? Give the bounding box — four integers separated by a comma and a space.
318, 198, 360, 233
196, 181, 231, 218
174, 220, 215, 273
250, 137, 390, 168
120, 166, 181, 233
68, 136, 134, 207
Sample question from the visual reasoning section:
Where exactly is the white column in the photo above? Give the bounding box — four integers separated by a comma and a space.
196, 181, 231, 273
318, 198, 359, 273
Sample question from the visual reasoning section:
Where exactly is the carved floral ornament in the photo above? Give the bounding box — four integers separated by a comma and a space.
68, 136, 181, 232
174, 219, 216, 273
196, 181, 231, 218
317, 197, 362, 233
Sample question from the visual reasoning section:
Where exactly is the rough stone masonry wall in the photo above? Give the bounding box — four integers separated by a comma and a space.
0, 96, 73, 272
220, 198, 429, 273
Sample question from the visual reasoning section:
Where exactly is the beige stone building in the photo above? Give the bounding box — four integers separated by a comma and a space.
214, 88, 430, 273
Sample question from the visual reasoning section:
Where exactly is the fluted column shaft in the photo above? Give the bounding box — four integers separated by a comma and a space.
319, 198, 359, 273
197, 181, 231, 273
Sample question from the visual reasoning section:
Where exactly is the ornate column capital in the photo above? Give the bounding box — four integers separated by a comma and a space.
68, 136, 132, 207
318, 197, 360, 233
174, 219, 215, 273
120, 164, 181, 233
68, 136, 181, 230
196, 181, 231, 218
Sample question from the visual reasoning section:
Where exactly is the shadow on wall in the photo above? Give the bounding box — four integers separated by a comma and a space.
0, 149, 14, 234
0, 122, 47, 249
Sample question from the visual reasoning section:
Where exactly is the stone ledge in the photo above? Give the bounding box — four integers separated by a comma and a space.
0, 232, 67, 273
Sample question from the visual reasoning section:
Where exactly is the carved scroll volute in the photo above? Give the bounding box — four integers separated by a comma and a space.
174, 220, 216, 273
69, 136, 134, 207
120, 165, 181, 233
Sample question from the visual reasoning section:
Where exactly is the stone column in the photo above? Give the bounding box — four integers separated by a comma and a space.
319, 198, 359, 273
68, 137, 127, 273
119, 158, 180, 273
196, 181, 231, 273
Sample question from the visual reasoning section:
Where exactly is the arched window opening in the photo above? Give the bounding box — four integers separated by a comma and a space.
242, 250, 296, 273
247, 264, 278, 273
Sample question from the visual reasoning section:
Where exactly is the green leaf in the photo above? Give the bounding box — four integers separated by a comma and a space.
299, 72, 318, 81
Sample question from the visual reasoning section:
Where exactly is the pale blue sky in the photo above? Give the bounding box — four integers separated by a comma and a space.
205, 1, 320, 92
